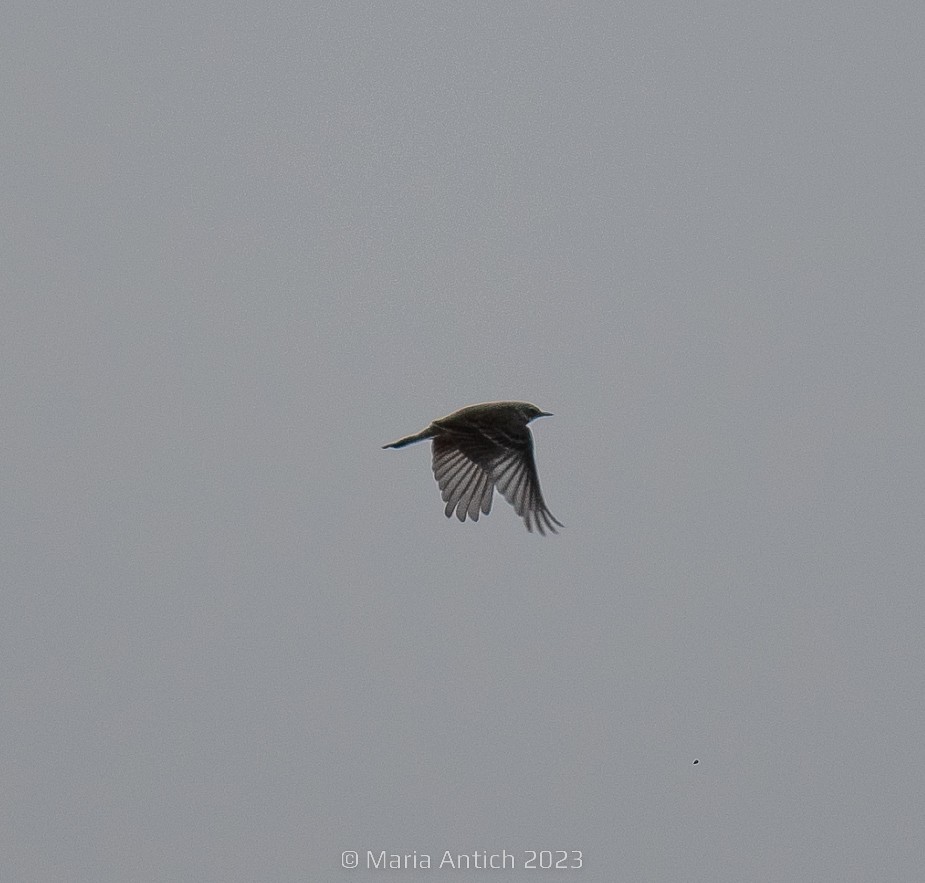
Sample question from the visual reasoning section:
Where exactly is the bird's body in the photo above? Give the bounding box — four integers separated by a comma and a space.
383, 401, 562, 535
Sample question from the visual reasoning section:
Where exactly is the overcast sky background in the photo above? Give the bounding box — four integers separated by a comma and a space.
4, 3, 925, 880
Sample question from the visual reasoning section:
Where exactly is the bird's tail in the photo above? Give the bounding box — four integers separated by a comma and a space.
382, 428, 435, 449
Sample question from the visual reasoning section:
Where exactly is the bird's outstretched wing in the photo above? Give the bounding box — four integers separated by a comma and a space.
431, 425, 561, 535
432, 437, 495, 523
492, 442, 563, 536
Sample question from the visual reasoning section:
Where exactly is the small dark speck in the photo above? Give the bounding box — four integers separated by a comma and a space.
692, 759, 699, 764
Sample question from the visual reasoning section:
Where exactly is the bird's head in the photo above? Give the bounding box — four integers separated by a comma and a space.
521, 403, 553, 422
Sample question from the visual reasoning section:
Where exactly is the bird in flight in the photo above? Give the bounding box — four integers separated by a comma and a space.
383, 401, 562, 535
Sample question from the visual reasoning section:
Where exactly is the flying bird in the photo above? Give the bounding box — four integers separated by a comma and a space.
383, 401, 562, 535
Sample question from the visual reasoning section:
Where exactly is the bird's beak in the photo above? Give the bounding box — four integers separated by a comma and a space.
538, 411, 553, 418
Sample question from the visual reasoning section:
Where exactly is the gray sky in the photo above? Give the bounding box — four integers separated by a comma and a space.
4, 3, 925, 880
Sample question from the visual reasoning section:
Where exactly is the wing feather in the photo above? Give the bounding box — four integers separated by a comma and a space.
492, 446, 562, 536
